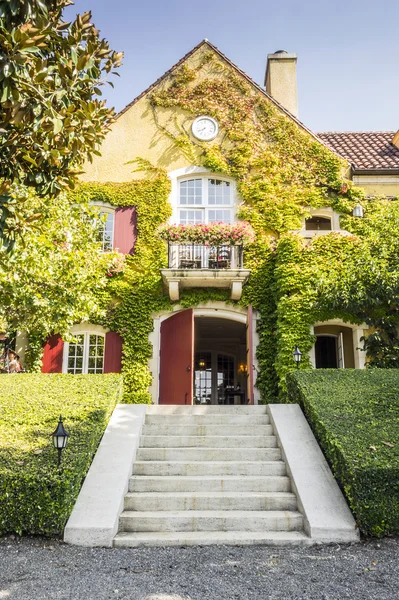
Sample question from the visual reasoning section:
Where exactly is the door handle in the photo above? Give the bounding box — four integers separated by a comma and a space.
185, 392, 188, 404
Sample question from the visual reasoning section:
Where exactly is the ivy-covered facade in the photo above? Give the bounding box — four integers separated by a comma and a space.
35, 40, 399, 404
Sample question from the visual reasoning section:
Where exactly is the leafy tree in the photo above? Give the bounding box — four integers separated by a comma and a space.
0, 0, 123, 248
0, 185, 115, 368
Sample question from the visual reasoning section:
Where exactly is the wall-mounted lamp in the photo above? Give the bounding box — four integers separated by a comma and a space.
238, 363, 248, 374
293, 346, 302, 369
352, 204, 364, 218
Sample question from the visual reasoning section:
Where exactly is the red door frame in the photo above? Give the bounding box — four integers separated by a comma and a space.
246, 306, 254, 404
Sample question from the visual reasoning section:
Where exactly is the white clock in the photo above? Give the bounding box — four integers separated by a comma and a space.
191, 116, 219, 141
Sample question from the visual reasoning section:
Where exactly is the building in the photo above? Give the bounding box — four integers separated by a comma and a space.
36, 40, 399, 404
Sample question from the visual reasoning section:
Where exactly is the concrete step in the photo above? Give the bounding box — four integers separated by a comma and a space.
113, 530, 312, 548
124, 491, 297, 512
146, 405, 267, 415
136, 447, 282, 462
133, 460, 287, 476
139, 435, 277, 448
129, 475, 291, 493
142, 424, 274, 436
145, 415, 270, 426
119, 510, 304, 532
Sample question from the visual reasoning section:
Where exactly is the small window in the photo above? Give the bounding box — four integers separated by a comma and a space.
99, 211, 114, 251
305, 216, 332, 231
66, 333, 105, 374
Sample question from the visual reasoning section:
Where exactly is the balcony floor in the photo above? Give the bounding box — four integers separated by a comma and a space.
161, 268, 251, 301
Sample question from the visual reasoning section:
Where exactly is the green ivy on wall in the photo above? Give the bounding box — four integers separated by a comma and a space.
69, 48, 399, 403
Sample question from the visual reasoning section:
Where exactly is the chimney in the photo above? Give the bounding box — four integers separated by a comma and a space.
265, 50, 298, 117
392, 130, 399, 149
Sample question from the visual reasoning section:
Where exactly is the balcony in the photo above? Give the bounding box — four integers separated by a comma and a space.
161, 243, 251, 301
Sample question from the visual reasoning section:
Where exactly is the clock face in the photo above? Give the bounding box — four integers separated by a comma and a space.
192, 116, 218, 141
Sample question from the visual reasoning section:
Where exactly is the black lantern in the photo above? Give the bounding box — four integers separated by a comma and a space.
293, 346, 302, 369
51, 415, 69, 466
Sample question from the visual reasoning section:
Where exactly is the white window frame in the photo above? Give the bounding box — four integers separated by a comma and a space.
90, 201, 115, 252
167, 167, 238, 225
62, 324, 108, 374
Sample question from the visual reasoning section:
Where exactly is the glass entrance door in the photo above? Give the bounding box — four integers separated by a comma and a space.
194, 352, 237, 404
216, 354, 235, 404
194, 352, 212, 404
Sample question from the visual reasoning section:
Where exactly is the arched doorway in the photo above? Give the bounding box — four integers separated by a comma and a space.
156, 306, 255, 405
311, 321, 367, 369
315, 335, 342, 368
194, 317, 247, 405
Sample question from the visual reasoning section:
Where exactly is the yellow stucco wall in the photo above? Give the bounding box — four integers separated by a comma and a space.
80, 44, 338, 183
353, 176, 399, 198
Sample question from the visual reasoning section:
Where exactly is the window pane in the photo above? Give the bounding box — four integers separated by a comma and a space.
305, 216, 332, 231
208, 179, 231, 205
208, 210, 232, 224
179, 179, 202, 205
179, 210, 204, 224
99, 211, 114, 251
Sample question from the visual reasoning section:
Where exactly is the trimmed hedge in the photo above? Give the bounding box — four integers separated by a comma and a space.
0, 374, 122, 536
287, 369, 399, 537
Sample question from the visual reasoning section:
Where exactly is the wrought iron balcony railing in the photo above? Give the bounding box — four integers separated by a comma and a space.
167, 243, 244, 270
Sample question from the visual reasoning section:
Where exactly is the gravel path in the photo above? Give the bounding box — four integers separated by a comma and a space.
0, 536, 398, 600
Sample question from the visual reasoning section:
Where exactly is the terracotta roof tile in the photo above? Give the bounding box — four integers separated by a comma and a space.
317, 132, 399, 170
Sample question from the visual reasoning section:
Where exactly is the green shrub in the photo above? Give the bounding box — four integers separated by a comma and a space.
287, 369, 399, 537
0, 373, 122, 536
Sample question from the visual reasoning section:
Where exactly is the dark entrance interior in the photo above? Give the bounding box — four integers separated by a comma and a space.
194, 317, 247, 404
315, 335, 338, 368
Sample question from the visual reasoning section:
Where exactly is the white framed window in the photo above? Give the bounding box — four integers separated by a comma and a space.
90, 202, 115, 252
178, 177, 234, 225
298, 208, 351, 239
99, 210, 114, 251
63, 332, 105, 374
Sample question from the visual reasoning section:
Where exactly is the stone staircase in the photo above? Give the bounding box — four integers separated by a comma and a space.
113, 405, 311, 547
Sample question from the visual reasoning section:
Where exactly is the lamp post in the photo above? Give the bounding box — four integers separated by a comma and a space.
293, 346, 302, 369
51, 416, 70, 467
352, 204, 364, 218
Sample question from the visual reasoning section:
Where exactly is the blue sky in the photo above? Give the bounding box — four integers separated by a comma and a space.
66, 0, 399, 132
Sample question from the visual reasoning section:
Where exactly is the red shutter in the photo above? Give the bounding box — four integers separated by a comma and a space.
114, 207, 136, 255
104, 331, 123, 373
160, 309, 194, 405
42, 335, 64, 373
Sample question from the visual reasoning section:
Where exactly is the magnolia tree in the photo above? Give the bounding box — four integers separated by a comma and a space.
0, 186, 117, 367
0, 0, 122, 249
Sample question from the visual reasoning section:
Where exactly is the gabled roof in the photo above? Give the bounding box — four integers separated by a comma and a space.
318, 132, 399, 172
116, 39, 334, 154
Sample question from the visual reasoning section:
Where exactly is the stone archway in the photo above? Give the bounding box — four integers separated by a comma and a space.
310, 319, 367, 369
149, 303, 259, 404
